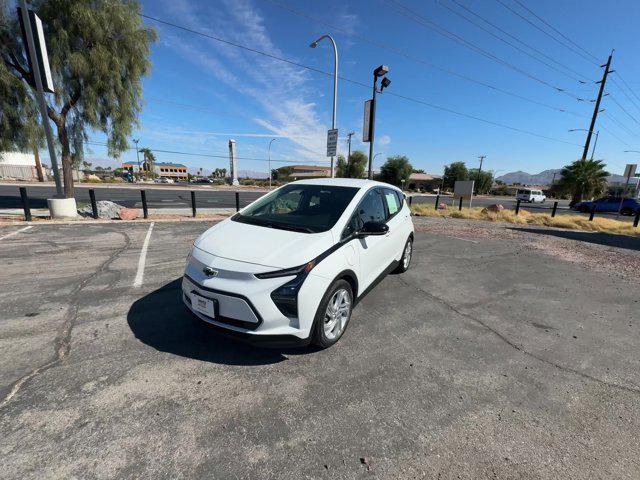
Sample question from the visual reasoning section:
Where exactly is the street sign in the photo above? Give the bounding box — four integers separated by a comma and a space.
453, 180, 475, 199
17, 8, 54, 93
624, 164, 637, 178
362, 100, 372, 143
326, 128, 338, 157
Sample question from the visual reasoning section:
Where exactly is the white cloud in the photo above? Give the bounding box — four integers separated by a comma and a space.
377, 135, 391, 146
160, 0, 330, 163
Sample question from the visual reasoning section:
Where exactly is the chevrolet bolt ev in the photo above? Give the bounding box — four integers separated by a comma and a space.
182, 179, 414, 348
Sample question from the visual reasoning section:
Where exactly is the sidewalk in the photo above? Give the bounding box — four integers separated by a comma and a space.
0, 207, 235, 223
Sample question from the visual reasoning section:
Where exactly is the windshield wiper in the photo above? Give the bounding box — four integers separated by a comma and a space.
265, 222, 315, 234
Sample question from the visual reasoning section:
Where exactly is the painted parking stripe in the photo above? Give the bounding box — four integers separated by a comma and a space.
0, 226, 33, 241
133, 222, 154, 288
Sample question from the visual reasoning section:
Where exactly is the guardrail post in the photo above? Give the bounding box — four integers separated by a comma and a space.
89, 189, 98, 219
458, 197, 463, 211
515, 199, 521, 215
589, 203, 596, 221
141, 190, 148, 219
190, 191, 197, 218
19, 187, 31, 221
551, 201, 558, 217
434, 194, 440, 210
634, 209, 640, 228
235, 192, 240, 212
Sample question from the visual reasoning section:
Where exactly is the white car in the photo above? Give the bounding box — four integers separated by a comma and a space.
516, 188, 546, 203
155, 177, 174, 184
182, 179, 414, 347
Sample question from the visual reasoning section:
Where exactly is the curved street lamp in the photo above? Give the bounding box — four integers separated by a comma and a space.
569, 128, 599, 160
310, 34, 338, 178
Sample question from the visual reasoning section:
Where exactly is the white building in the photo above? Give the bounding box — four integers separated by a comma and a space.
0, 152, 39, 180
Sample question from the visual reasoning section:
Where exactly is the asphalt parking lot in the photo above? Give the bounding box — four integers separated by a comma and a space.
1, 219, 639, 479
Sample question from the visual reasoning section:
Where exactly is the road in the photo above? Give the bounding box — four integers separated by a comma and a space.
1, 218, 639, 478
0, 183, 266, 209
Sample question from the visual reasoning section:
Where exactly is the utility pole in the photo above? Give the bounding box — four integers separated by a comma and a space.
346, 131, 354, 177
582, 52, 614, 161
476, 155, 486, 194
133, 139, 141, 180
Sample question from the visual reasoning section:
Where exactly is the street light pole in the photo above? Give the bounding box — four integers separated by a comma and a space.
346, 131, 354, 177
268, 138, 276, 189
133, 139, 141, 180
367, 65, 391, 179
310, 35, 338, 178
590, 130, 600, 160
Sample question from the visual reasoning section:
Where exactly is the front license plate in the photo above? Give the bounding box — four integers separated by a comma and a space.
191, 293, 215, 318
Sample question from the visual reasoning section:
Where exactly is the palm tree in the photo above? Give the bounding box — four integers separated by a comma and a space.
139, 148, 156, 179
557, 159, 609, 205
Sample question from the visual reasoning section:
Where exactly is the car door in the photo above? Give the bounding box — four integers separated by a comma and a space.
344, 188, 389, 291
382, 188, 408, 260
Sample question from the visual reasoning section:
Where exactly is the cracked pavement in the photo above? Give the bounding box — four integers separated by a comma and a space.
0, 219, 639, 479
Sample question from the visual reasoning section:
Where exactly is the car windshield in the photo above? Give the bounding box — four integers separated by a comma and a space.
232, 184, 359, 233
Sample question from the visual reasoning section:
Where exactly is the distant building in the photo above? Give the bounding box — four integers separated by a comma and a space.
0, 152, 39, 180
122, 161, 188, 180
407, 173, 442, 191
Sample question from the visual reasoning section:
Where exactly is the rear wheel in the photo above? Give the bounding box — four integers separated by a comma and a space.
621, 207, 634, 216
393, 237, 413, 274
311, 279, 353, 348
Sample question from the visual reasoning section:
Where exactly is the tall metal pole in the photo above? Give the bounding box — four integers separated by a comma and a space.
133, 138, 141, 180
346, 131, 354, 178
268, 138, 276, 189
18, 1, 63, 197
310, 35, 338, 178
476, 155, 485, 194
368, 77, 379, 180
582, 53, 613, 160
590, 130, 599, 160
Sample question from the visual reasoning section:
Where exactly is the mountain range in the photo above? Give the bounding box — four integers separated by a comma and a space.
496, 169, 632, 185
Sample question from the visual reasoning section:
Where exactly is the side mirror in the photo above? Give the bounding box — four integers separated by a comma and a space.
358, 221, 389, 237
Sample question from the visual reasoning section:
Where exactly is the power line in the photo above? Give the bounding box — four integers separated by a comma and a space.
609, 76, 640, 115
385, 0, 586, 101
436, 0, 589, 84
446, 0, 593, 83
615, 72, 640, 104
608, 94, 640, 127
602, 111, 637, 139
85, 141, 329, 165
510, 0, 600, 63
140, 13, 584, 147
494, 0, 599, 66
262, 0, 589, 118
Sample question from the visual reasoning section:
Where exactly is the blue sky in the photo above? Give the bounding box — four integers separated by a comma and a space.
85, 0, 640, 177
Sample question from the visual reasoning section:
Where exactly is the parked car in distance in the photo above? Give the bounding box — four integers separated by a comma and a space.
573, 196, 640, 215
192, 177, 213, 184
516, 188, 546, 203
154, 177, 174, 184
182, 179, 415, 348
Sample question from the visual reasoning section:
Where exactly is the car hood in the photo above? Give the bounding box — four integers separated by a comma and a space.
194, 218, 335, 269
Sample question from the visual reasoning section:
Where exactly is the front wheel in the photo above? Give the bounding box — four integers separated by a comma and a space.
311, 280, 353, 348
393, 237, 413, 274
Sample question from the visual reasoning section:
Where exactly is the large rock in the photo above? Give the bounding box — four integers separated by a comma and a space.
78, 200, 123, 219
438, 203, 448, 210
483, 204, 504, 213
118, 207, 140, 220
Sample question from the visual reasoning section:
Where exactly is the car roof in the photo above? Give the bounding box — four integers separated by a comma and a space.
291, 178, 400, 191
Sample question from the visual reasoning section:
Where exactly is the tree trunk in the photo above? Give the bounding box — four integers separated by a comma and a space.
57, 122, 75, 198
33, 146, 44, 182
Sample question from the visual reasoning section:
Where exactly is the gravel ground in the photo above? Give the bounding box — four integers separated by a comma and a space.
415, 217, 640, 284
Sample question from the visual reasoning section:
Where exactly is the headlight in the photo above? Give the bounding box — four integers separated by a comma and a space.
255, 260, 317, 318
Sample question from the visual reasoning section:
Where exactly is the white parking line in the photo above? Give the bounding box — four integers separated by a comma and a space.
0, 226, 33, 241
133, 222, 154, 287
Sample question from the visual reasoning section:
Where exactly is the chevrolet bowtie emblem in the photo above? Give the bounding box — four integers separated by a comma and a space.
203, 267, 219, 277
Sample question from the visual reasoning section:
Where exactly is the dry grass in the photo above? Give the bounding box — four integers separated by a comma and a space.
411, 204, 640, 237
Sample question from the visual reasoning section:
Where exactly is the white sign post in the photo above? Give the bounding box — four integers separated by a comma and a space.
326, 128, 338, 157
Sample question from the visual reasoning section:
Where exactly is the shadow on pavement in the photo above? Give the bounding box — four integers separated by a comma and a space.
512, 227, 640, 251
127, 278, 318, 366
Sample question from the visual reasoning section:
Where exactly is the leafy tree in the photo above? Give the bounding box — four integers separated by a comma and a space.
81, 160, 92, 172
335, 151, 367, 178
412, 168, 425, 173
139, 148, 156, 178
469, 169, 494, 195
0, 0, 157, 197
443, 162, 468, 190
556, 159, 609, 205
379, 155, 413, 187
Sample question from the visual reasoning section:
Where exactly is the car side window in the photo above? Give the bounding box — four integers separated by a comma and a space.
341, 188, 386, 239
383, 188, 401, 220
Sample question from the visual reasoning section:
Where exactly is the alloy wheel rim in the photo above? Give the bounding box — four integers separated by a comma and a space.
323, 288, 351, 340
403, 241, 412, 269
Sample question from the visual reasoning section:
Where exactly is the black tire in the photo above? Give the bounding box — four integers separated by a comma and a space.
311, 279, 353, 348
393, 237, 413, 274
621, 207, 634, 216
